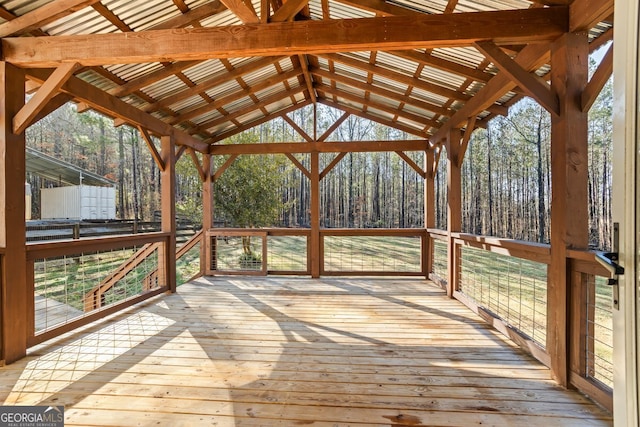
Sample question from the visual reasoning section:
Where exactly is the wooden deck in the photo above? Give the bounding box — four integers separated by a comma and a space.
1, 277, 612, 426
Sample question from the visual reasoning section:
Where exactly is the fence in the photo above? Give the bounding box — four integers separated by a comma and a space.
424, 229, 614, 411
26, 233, 173, 346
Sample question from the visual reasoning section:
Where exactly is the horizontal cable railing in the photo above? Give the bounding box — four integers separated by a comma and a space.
26, 233, 171, 346
321, 229, 424, 276
428, 230, 448, 287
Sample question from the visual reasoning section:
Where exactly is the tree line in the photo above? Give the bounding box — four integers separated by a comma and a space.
25, 72, 612, 250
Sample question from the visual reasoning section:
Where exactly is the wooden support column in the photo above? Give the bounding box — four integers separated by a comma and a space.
424, 149, 435, 279
446, 129, 462, 298
310, 151, 320, 278
161, 135, 177, 292
201, 154, 213, 275
548, 31, 589, 387
0, 62, 27, 364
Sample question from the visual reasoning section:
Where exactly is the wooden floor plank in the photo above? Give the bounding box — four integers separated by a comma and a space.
1, 276, 612, 426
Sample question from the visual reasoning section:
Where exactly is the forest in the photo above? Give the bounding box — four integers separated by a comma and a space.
25, 64, 613, 251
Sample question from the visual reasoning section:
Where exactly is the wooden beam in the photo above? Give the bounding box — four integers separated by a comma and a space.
317, 84, 440, 130
318, 111, 349, 142
25, 69, 209, 153
322, 53, 471, 103
201, 154, 213, 274
193, 87, 307, 134
213, 154, 238, 181
395, 151, 426, 178
138, 126, 166, 171
310, 151, 320, 277
424, 149, 435, 277
109, 61, 201, 98
208, 99, 312, 144
430, 42, 551, 144
283, 114, 313, 142
0, 62, 27, 364
285, 153, 311, 178
475, 41, 559, 116
13, 62, 80, 134
29, 93, 73, 127
210, 139, 429, 155
187, 147, 206, 181
2, 8, 569, 67
160, 135, 177, 292
320, 152, 346, 180
298, 54, 317, 103
175, 144, 187, 161
312, 67, 453, 118
169, 68, 301, 125
318, 98, 430, 139
145, 56, 286, 113
270, 0, 309, 22
388, 50, 492, 83
569, 0, 614, 32
0, 0, 102, 37
548, 32, 589, 388
333, 0, 420, 16
581, 43, 613, 112
458, 115, 477, 167
446, 128, 462, 299
219, 0, 259, 23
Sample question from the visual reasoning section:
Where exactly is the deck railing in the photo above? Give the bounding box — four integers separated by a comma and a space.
26, 233, 173, 346
206, 228, 426, 276
426, 228, 614, 411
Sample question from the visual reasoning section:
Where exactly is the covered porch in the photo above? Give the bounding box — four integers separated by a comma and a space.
0, 276, 612, 426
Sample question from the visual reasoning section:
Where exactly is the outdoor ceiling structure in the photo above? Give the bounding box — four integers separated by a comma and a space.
0, 0, 613, 154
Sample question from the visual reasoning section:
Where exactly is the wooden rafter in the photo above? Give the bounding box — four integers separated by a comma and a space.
474, 41, 559, 116
322, 53, 471, 102
169, 68, 301, 125
14, 62, 80, 134
138, 126, 166, 171
270, 0, 310, 22
298, 55, 317, 103
219, 0, 259, 23
175, 144, 188, 161
109, 61, 201, 97
318, 98, 429, 139
144, 56, 286, 113
285, 153, 311, 178
582, 43, 613, 112
0, 0, 101, 38
316, 84, 441, 130
208, 100, 313, 144
569, 0, 614, 32
333, 0, 420, 16
388, 50, 492, 83
192, 87, 307, 135
311, 67, 453, 118
25, 68, 209, 152
2, 8, 569, 67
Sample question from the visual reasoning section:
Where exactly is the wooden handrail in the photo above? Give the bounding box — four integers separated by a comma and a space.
26, 232, 170, 260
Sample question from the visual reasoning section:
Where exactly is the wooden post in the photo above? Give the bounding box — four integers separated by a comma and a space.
201, 154, 213, 275
0, 62, 27, 364
446, 129, 462, 298
548, 31, 589, 387
161, 135, 177, 292
310, 151, 320, 278
424, 149, 435, 278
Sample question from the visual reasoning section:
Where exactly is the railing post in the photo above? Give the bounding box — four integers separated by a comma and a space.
446, 129, 462, 297
161, 135, 176, 292
202, 154, 213, 276
424, 149, 435, 279
0, 62, 27, 364
310, 151, 320, 278
548, 31, 589, 387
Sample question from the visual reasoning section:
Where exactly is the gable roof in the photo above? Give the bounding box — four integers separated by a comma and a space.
0, 0, 613, 152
